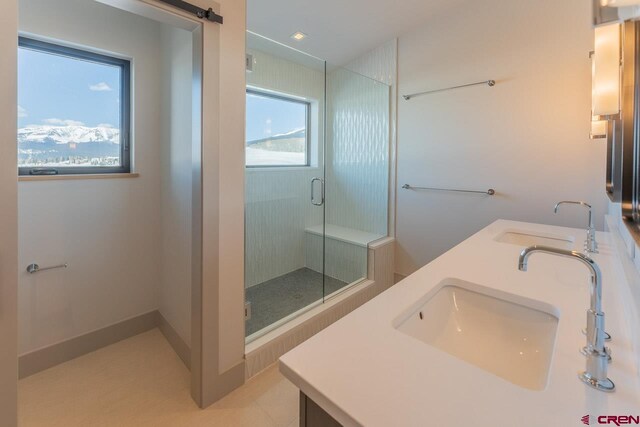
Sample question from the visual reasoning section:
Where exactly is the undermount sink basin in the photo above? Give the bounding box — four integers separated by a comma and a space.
395, 279, 559, 390
495, 229, 575, 250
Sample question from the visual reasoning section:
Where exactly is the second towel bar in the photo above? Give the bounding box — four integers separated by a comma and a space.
402, 79, 496, 101
26, 263, 68, 274
402, 184, 495, 196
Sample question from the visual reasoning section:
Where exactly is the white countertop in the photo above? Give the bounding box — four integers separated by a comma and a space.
279, 220, 640, 427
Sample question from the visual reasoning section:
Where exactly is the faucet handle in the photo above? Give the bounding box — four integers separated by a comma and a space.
582, 345, 612, 363
585, 229, 599, 254
582, 328, 611, 341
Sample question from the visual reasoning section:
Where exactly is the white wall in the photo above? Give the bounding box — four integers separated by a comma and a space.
0, 0, 18, 424
18, 0, 163, 354
395, 0, 607, 275
159, 25, 193, 347
245, 48, 325, 288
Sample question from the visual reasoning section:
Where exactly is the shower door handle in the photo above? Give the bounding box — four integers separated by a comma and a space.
311, 177, 324, 206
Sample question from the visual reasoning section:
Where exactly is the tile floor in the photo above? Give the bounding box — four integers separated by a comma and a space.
245, 267, 347, 336
18, 329, 299, 427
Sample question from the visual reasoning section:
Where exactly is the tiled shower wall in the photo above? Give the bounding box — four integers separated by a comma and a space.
326, 40, 397, 236
245, 49, 325, 288
245, 168, 323, 287
344, 39, 398, 237
344, 39, 398, 88
326, 70, 390, 235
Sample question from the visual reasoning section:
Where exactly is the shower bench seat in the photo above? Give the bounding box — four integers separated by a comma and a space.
304, 224, 384, 248
304, 224, 385, 285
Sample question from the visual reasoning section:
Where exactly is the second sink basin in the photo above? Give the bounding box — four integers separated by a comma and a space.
395, 279, 559, 391
495, 229, 575, 250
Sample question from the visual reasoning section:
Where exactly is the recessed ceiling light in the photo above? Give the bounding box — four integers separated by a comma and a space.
290, 31, 307, 41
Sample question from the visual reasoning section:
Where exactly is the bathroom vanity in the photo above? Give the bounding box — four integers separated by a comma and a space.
279, 220, 640, 427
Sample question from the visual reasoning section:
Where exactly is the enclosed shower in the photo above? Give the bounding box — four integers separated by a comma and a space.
244, 33, 391, 340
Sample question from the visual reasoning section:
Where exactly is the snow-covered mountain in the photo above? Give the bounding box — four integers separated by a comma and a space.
18, 125, 120, 145
17, 125, 122, 166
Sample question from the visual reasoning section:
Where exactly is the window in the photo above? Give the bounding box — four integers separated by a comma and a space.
245, 89, 310, 167
18, 37, 131, 175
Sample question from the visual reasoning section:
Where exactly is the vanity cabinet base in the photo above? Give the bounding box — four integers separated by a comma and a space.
300, 391, 343, 427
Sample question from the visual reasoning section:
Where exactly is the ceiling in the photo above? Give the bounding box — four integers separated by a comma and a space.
246, 0, 466, 66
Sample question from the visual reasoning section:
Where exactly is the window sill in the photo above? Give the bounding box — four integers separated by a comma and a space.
19, 173, 140, 182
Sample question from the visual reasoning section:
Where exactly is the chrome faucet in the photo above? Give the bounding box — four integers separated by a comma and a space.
554, 201, 598, 253
518, 245, 615, 392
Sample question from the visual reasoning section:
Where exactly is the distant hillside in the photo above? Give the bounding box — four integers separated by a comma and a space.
246, 128, 306, 153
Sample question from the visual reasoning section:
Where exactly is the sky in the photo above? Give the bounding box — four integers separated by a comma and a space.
18, 47, 121, 129
246, 92, 306, 142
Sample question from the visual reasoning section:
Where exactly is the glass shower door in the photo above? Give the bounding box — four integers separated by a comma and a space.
244, 32, 327, 340
323, 67, 391, 299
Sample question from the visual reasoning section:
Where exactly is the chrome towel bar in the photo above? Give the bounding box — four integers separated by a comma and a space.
26, 263, 68, 274
402, 79, 496, 101
402, 184, 495, 196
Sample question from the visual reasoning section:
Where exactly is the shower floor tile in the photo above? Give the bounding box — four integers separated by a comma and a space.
245, 268, 348, 336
